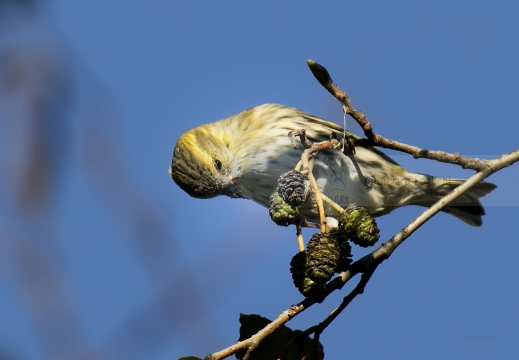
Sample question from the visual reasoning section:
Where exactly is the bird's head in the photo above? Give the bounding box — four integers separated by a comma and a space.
170, 127, 246, 199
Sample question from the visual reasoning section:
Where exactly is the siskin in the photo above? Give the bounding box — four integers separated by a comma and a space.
170, 104, 496, 227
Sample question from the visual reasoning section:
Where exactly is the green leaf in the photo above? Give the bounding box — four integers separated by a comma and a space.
236, 314, 324, 360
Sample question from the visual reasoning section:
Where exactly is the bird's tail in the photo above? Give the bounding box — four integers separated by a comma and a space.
407, 177, 497, 226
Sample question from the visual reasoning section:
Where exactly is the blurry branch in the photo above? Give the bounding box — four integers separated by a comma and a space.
202, 61, 519, 360
0, 3, 82, 359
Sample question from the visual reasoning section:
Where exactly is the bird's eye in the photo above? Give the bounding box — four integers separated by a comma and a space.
213, 159, 222, 171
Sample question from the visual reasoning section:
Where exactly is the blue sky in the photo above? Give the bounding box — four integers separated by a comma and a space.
1, 1, 519, 359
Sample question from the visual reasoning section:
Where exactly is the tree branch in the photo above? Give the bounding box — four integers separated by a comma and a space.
200, 62, 519, 360
307, 59, 492, 172
204, 148, 519, 360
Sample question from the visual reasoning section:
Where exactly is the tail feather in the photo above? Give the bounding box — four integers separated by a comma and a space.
411, 179, 496, 226
441, 205, 485, 226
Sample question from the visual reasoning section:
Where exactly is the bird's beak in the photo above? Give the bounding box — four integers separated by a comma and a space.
222, 176, 249, 199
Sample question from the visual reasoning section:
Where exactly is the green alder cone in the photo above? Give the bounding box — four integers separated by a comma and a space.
328, 229, 353, 272
306, 232, 341, 284
338, 204, 380, 247
290, 251, 325, 297
269, 189, 300, 226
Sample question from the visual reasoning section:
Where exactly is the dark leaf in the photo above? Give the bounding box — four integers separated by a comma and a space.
236, 314, 324, 360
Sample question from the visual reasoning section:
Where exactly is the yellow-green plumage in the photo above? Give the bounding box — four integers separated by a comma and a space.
170, 104, 496, 226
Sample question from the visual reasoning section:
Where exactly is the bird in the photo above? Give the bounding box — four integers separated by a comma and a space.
170, 104, 496, 227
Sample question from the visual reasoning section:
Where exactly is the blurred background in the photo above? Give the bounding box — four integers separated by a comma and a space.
1, 1, 518, 359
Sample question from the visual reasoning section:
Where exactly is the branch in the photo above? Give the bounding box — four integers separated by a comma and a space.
204, 303, 309, 360
307, 59, 491, 172
289, 129, 344, 232
296, 264, 378, 342
293, 148, 519, 340
201, 62, 519, 360
204, 148, 519, 360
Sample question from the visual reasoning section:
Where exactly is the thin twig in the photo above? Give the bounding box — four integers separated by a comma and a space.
302, 265, 378, 340
320, 193, 345, 214
296, 224, 304, 252
303, 161, 327, 232
299, 139, 341, 232
204, 303, 310, 360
